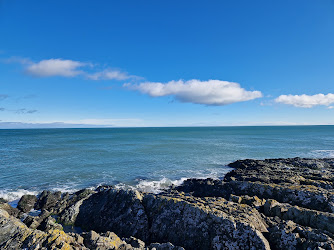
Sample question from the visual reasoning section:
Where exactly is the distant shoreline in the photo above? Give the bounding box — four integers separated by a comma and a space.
1, 124, 334, 129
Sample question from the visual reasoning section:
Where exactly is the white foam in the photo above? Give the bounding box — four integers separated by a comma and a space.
0, 185, 97, 204
114, 183, 134, 190
136, 177, 188, 194
51, 186, 80, 194
309, 150, 334, 158
0, 167, 232, 200
0, 189, 39, 202
114, 166, 232, 194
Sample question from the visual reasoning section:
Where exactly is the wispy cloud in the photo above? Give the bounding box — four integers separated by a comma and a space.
125, 79, 262, 106
15, 94, 37, 103
15, 108, 38, 114
0, 94, 8, 101
3, 56, 140, 81
0, 107, 38, 114
3, 56, 32, 65
275, 93, 334, 108
86, 69, 138, 81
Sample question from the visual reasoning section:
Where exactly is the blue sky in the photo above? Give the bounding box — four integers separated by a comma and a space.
1, 0, 334, 127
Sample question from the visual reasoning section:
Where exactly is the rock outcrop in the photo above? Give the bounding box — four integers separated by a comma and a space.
1, 157, 333, 249
176, 157, 334, 249
143, 192, 270, 249
17, 194, 37, 213
0, 208, 88, 249
74, 189, 149, 241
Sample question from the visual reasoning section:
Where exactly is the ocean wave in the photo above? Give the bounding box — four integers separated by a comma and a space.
135, 177, 188, 193
124, 166, 232, 194
0, 167, 232, 201
114, 177, 188, 194
50, 186, 81, 194
309, 150, 334, 158
0, 189, 39, 202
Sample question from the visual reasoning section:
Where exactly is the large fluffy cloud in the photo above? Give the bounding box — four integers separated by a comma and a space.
25, 59, 85, 77
275, 93, 334, 108
125, 79, 262, 105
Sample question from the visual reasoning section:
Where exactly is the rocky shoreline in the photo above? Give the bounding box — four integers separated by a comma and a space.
1, 157, 334, 249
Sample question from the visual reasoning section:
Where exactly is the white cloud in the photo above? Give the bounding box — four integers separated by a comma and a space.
275, 93, 334, 108
25, 59, 85, 77
86, 69, 132, 81
4, 56, 140, 80
125, 79, 262, 105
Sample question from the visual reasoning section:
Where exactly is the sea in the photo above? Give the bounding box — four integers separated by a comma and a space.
1, 126, 334, 201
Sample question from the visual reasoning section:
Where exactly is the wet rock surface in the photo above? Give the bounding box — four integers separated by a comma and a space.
1, 157, 333, 249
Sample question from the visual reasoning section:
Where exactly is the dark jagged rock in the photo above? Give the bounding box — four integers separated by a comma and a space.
23, 209, 52, 229
75, 188, 150, 241
263, 199, 334, 234
123, 236, 146, 249
81, 230, 128, 249
229, 194, 265, 209
1, 157, 334, 249
0, 202, 19, 217
148, 242, 184, 250
176, 178, 227, 197
226, 180, 334, 212
175, 158, 334, 249
268, 220, 334, 250
35, 190, 62, 211
17, 194, 37, 213
0, 208, 183, 250
0, 208, 88, 249
31, 188, 95, 217
226, 158, 334, 188
224, 158, 334, 213
37, 216, 63, 231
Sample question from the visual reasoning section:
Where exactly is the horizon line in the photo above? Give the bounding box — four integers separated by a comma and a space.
0, 124, 333, 130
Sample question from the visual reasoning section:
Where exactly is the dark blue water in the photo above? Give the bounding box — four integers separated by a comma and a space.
1, 126, 334, 200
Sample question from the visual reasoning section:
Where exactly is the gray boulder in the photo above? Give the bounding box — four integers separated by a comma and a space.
35, 190, 62, 211
74, 188, 150, 241
17, 194, 37, 213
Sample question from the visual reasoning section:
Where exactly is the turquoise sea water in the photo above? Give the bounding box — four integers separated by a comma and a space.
1, 126, 334, 200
